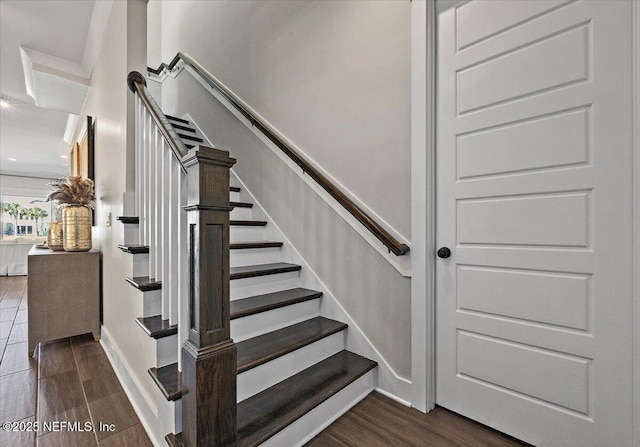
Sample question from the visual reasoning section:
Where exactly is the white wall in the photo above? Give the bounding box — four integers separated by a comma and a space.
157, 0, 412, 379
159, 0, 411, 239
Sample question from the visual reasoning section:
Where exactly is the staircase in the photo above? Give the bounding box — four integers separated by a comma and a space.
119, 113, 377, 446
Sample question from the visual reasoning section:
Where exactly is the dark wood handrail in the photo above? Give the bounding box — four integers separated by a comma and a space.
148, 54, 410, 256
127, 71, 188, 174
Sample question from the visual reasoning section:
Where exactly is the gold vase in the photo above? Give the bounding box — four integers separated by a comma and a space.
63, 205, 92, 252
47, 221, 64, 251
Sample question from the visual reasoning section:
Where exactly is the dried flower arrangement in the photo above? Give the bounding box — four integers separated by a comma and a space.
47, 176, 96, 209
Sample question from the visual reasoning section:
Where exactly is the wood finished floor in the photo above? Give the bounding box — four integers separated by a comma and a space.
0, 276, 152, 447
306, 392, 531, 447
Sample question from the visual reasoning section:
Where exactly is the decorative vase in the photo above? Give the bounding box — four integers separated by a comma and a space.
63, 205, 92, 252
47, 221, 64, 251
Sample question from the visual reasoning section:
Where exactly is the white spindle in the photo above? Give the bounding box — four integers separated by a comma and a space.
134, 102, 190, 368
168, 156, 180, 326
148, 121, 156, 278
135, 98, 141, 219
142, 113, 152, 245
177, 167, 188, 371
160, 141, 171, 320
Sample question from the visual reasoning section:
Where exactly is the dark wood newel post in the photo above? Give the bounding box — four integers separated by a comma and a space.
181, 145, 237, 447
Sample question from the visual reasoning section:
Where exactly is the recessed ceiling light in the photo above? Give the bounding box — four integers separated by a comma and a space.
60, 155, 68, 159
0, 100, 10, 109
8, 158, 17, 161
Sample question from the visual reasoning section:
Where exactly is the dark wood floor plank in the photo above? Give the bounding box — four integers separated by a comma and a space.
306, 392, 530, 447
325, 411, 414, 447
0, 369, 37, 423
0, 416, 36, 447
72, 339, 116, 382
236, 317, 346, 373
98, 423, 153, 447
39, 339, 75, 380
82, 372, 139, 440
37, 370, 92, 436
36, 428, 98, 447
0, 341, 37, 376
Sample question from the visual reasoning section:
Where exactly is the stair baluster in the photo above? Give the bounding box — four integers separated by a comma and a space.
129, 71, 237, 446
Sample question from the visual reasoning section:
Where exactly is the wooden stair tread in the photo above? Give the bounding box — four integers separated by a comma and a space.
231, 220, 267, 227
152, 316, 344, 401
117, 216, 139, 224
230, 263, 301, 280
230, 186, 241, 192
230, 241, 283, 250
126, 276, 161, 291
178, 133, 203, 143
135, 315, 177, 339
236, 317, 346, 374
165, 114, 189, 124
118, 244, 149, 254
171, 123, 195, 133
149, 363, 181, 401
231, 288, 322, 319
237, 350, 377, 447
231, 201, 253, 208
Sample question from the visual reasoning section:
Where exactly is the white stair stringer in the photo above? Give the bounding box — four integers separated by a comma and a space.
237, 331, 344, 402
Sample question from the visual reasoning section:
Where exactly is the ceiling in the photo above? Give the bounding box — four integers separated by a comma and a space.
0, 0, 97, 179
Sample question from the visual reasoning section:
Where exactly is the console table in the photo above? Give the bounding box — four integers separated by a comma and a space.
27, 246, 100, 356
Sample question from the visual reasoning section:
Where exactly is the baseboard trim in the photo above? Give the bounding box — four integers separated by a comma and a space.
100, 326, 171, 447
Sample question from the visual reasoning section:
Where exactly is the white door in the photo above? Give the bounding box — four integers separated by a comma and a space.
435, 1, 634, 446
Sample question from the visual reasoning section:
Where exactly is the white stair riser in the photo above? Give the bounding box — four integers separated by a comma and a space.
156, 334, 178, 368
128, 253, 149, 277
230, 191, 241, 202
237, 331, 344, 402
124, 224, 139, 245
231, 271, 300, 300
230, 247, 282, 268
139, 289, 162, 317
230, 226, 265, 243
231, 299, 321, 342
230, 207, 252, 220
260, 371, 375, 447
